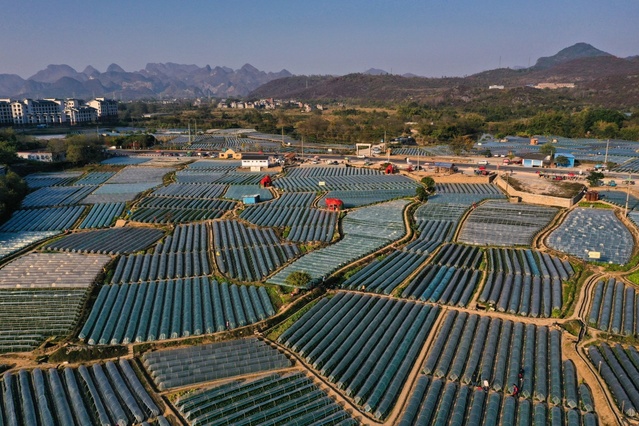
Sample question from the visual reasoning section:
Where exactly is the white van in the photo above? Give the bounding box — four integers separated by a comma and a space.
477, 160, 489, 165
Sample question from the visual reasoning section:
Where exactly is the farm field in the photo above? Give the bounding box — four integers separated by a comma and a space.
0, 155, 636, 425
547, 207, 634, 264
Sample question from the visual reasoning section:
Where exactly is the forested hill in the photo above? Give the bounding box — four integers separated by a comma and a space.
250, 51, 639, 108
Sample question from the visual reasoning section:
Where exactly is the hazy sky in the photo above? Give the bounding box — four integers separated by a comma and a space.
2, 0, 638, 78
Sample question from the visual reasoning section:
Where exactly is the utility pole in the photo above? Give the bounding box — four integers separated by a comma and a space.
625, 174, 632, 217
604, 139, 610, 167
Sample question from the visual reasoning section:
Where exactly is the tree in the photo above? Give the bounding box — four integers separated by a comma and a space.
420, 176, 436, 192
416, 186, 428, 202
0, 171, 28, 220
449, 135, 474, 155
554, 155, 569, 167
539, 142, 556, 157
285, 271, 312, 289
586, 171, 604, 187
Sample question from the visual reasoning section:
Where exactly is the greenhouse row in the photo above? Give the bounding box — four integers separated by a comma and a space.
342, 251, 429, 294
0, 360, 161, 425
223, 184, 273, 201
77, 202, 125, 229
240, 195, 338, 243
83, 182, 160, 203
106, 165, 173, 184
588, 279, 639, 336
0, 288, 87, 353
44, 227, 164, 255
274, 174, 419, 192
417, 219, 457, 246
212, 220, 300, 281
175, 170, 266, 185
278, 292, 440, 419
547, 208, 634, 265
423, 311, 575, 406
173, 372, 357, 426
597, 190, 639, 211
269, 200, 408, 288
0, 231, 59, 260
142, 337, 291, 390
435, 183, 503, 195
0, 205, 85, 232
137, 196, 235, 211
431, 243, 483, 269
21, 185, 96, 208
101, 156, 151, 165
613, 158, 639, 173
0, 252, 110, 289
73, 171, 117, 186
587, 343, 639, 418
487, 248, 574, 279
398, 376, 596, 426
110, 250, 211, 284
150, 182, 226, 199
402, 264, 481, 306
459, 200, 558, 247
286, 209, 338, 243
285, 166, 384, 178
156, 223, 208, 254
414, 201, 468, 222
318, 188, 416, 208
130, 198, 235, 224
79, 278, 274, 344
182, 159, 241, 170
479, 272, 562, 317
23, 171, 82, 189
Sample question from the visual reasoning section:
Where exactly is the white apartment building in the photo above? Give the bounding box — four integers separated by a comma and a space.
8, 99, 66, 125
0, 97, 118, 126
86, 97, 118, 119
0, 100, 12, 124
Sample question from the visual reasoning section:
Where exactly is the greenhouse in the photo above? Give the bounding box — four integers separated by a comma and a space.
0, 288, 88, 353
588, 279, 639, 336
44, 227, 164, 255
0, 206, 85, 232
547, 208, 634, 264
279, 292, 440, 419
0, 360, 162, 425
79, 277, 275, 344
269, 200, 407, 288
458, 200, 558, 246
212, 220, 300, 281
0, 252, 110, 289
142, 337, 291, 390
173, 372, 357, 426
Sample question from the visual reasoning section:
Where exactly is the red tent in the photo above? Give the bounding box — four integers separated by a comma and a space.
325, 198, 344, 211
260, 175, 272, 187
385, 164, 395, 174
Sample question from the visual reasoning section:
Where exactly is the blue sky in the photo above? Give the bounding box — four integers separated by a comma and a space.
2, 0, 638, 78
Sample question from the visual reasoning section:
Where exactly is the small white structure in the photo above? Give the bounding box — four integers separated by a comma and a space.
241, 154, 272, 170
17, 151, 65, 162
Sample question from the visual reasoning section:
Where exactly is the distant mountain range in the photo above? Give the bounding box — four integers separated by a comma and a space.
1, 43, 638, 105
0, 63, 292, 100
249, 43, 639, 107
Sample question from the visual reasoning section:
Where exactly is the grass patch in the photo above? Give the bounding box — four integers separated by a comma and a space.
560, 319, 583, 337
560, 262, 590, 318
595, 249, 639, 272
265, 285, 286, 310
627, 270, 639, 285
341, 264, 364, 282
577, 201, 614, 209
266, 298, 321, 341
